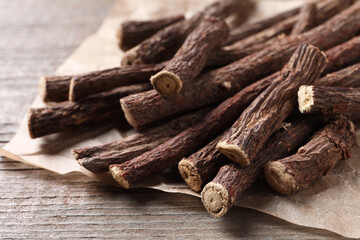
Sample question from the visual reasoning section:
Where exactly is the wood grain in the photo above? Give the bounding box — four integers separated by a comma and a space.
0, 0, 346, 238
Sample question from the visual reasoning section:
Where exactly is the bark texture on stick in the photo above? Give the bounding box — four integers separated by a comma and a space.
225, 7, 300, 46
216, 44, 327, 166
265, 117, 356, 195
121, 0, 247, 66
324, 35, 360, 73
117, 15, 185, 51
150, 17, 229, 96
178, 131, 230, 192
110, 76, 274, 188
69, 62, 165, 101
291, 1, 317, 35
28, 84, 151, 139
298, 86, 360, 119
317, 63, 360, 87
72, 108, 209, 173
201, 116, 322, 218
120, 3, 360, 129
39, 75, 72, 102
207, 0, 354, 68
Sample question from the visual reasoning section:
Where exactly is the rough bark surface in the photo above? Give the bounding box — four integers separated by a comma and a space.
201, 116, 322, 218
150, 17, 229, 96
69, 62, 165, 101
291, 2, 317, 35
298, 86, 360, 119
216, 44, 327, 166
317, 63, 360, 87
225, 6, 300, 46
265, 117, 356, 195
110, 75, 274, 188
28, 84, 151, 139
207, 0, 354, 68
72, 108, 210, 173
324, 35, 360, 73
178, 131, 230, 192
39, 75, 72, 102
117, 15, 185, 51
120, 3, 360, 129
121, 0, 247, 66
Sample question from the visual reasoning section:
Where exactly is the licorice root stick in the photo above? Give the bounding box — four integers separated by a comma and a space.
72, 108, 210, 173
150, 17, 229, 96
298, 86, 360, 119
201, 116, 322, 218
265, 116, 356, 195
117, 15, 185, 51
28, 84, 151, 139
216, 44, 327, 166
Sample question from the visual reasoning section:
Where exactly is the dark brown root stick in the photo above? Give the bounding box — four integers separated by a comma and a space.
28, 84, 151, 139
317, 63, 360, 87
178, 131, 229, 192
216, 44, 327, 166
291, 1, 317, 35
121, 0, 248, 66
110, 74, 275, 188
150, 17, 229, 96
201, 116, 322, 218
265, 116, 356, 195
72, 108, 210, 173
39, 75, 72, 102
120, 3, 360, 129
117, 15, 185, 51
298, 86, 360, 120
69, 62, 165, 101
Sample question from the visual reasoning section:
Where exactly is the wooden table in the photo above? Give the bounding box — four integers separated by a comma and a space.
0, 0, 346, 239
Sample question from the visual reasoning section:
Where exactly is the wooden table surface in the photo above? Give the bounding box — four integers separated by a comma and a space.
0, 0, 348, 239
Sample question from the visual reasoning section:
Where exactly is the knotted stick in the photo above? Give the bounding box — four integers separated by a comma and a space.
216, 44, 327, 166
150, 17, 229, 96
265, 116, 356, 195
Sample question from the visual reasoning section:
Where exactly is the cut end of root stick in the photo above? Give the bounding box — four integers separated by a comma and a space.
150, 70, 182, 96
109, 165, 130, 189
201, 182, 229, 218
68, 77, 76, 101
298, 85, 314, 113
178, 159, 202, 192
120, 99, 138, 129
121, 46, 144, 66
216, 142, 250, 166
38, 76, 48, 102
264, 161, 296, 195
116, 26, 124, 50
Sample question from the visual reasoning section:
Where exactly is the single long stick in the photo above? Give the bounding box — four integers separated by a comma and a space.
121, 0, 248, 66
150, 17, 229, 96
72, 108, 210, 173
28, 84, 151, 139
298, 86, 360, 119
265, 116, 356, 195
201, 116, 322, 218
120, 3, 360, 129
69, 62, 165, 101
117, 15, 185, 51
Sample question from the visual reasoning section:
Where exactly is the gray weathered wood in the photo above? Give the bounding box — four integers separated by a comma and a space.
0, 0, 346, 238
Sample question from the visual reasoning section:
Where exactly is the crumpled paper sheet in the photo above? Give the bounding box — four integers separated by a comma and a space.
1, 0, 360, 238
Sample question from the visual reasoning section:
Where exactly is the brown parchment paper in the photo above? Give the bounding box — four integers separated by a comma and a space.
1, 0, 360, 238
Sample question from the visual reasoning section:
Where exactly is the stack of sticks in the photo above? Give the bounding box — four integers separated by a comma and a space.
28, 0, 360, 217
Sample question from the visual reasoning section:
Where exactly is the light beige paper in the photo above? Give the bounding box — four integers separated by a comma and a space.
1, 0, 360, 238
